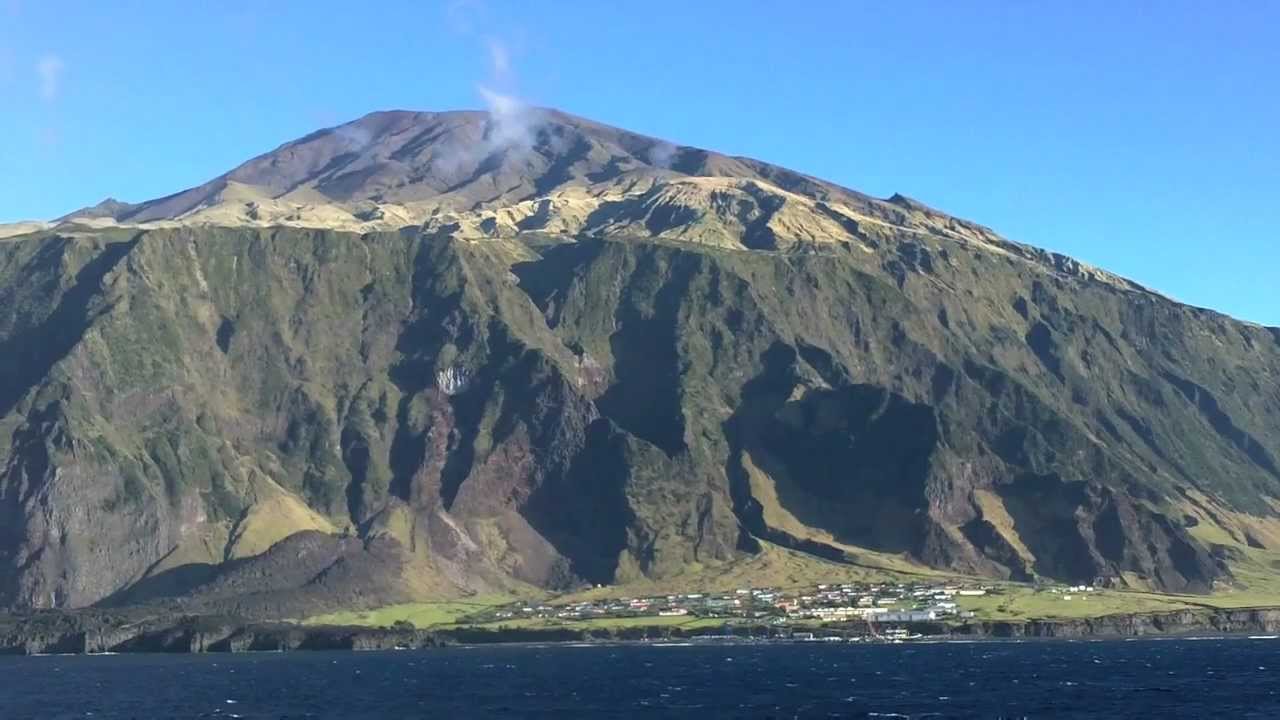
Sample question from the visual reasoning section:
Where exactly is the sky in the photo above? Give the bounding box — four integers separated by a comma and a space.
1, 1, 1277, 325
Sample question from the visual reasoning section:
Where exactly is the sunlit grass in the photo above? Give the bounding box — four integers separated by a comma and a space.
954, 586, 1196, 620
459, 615, 730, 631
304, 595, 517, 628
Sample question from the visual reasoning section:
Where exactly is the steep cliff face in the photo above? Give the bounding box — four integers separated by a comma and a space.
0, 227, 742, 609
3, 110, 1279, 612
510, 234, 1280, 595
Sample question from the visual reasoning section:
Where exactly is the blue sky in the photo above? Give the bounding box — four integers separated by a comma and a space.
1, 1, 1277, 324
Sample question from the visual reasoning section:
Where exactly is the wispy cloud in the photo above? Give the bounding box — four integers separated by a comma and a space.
442, 1, 531, 112
474, 34, 550, 158
36, 53, 63, 102
477, 85, 537, 149
486, 37, 511, 79
449, 2, 547, 150
332, 122, 374, 149
428, 0, 555, 182
648, 142, 678, 169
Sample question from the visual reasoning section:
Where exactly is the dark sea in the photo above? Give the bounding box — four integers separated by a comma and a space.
2, 638, 1278, 719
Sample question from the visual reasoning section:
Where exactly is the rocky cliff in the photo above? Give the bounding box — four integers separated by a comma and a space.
2, 110, 1279, 613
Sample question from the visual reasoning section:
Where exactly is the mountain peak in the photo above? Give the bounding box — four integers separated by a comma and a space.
64, 107, 905, 236
40, 108, 1137, 294
109, 107, 701, 225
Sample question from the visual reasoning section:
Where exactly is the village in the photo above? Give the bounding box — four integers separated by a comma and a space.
469, 581, 1019, 631
463, 579, 1105, 641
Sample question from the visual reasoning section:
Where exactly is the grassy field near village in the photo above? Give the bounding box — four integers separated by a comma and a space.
953, 579, 1280, 622
303, 595, 518, 628
952, 543, 1280, 620
950, 586, 1195, 620
304, 599, 728, 632
455, 615, 731, 632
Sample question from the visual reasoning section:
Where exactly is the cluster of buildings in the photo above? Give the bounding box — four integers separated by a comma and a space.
1049, 585, 1098, 600
482, 581, 992, 626
774, 582, 985, 623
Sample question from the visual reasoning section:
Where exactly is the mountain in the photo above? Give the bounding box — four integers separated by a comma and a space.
3, 109, 1279, 616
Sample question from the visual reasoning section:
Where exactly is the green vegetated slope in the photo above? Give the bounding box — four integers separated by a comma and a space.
2, 216, 1279, 620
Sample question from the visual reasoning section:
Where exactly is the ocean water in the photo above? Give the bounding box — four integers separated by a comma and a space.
1, 638, 1278, 718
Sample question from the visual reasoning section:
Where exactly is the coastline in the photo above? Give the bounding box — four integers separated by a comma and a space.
5, 605, 1280, 656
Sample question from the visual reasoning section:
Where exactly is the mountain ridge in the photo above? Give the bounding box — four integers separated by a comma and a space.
40, 109, 1165, 304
